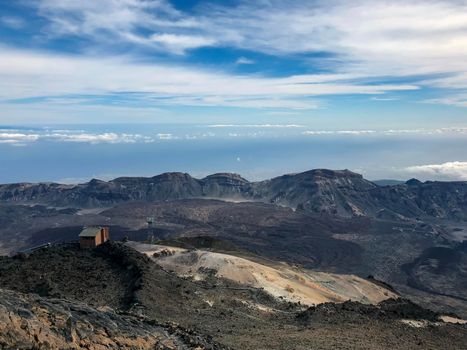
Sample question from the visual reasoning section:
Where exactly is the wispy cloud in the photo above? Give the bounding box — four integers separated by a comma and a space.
0, 132, 40, 145
303, 130, 376, 135
371, 96, 398, 102
302, 127, 467, 136
208, 124, 304, 128
35, 0, 204, 54
202, 0, 467, 107
424, 94, 467, 108
0, 46, 417, 117
149, 33, 216, 54
1, 0, 467, 126
35, 0, 467, 78
47, 132, 151, 144
156, 133, 177, 140
31, 1, 467, 87
0, 129, 151, 145
236, 56, 255, 65
0, 127, 225, 145
201, 1, 467, 76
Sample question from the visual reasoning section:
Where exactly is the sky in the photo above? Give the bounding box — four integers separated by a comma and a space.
0, 0, 467, 182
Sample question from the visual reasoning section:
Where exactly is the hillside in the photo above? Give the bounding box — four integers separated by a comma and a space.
127, 241, 397, 305
0, 198, 466, 317
0, 170, 467, 348
1, 241, 466, 350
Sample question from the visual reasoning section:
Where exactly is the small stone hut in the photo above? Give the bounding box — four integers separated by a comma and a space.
79, 226, 109, 249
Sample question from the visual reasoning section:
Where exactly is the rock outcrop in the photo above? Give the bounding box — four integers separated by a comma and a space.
0, 288, 227, 350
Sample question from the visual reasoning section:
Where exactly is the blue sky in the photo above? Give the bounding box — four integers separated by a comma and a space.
0, 0, 466, 127
1, 0, 467, 182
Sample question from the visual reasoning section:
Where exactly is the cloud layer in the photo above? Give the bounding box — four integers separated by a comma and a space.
303, 127, 467, 136
2, 125, 467, 147
32, 0, 467, 84
405, 161, 467, 181
1, 0, 467, 122
0, 46, 418, 112
0, 129, 152, 145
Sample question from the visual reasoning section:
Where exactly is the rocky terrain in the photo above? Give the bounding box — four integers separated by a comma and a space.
0, 197, 466, 318
0, 168, 466, 348
0, 241, 466, 350
0, 169, 467, 220
0, 288, 225, 350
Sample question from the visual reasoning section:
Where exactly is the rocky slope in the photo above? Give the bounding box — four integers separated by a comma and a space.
1, 241, 466, 350
375, 179, 467, 220
0, 288, 226, 350
254, 169, 378, 216
127, 241, 397, 306
1, 169, 466, 220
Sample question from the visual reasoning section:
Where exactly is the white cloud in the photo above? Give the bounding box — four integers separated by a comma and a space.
34, 0, 208, 54
302, 127, 467, 136
236, 57, 255, 65
405, 161, 467, 181
208, 124, 304, 128
424, 94, 467, 108
193, 0, 467, 102
201, 1, 467, 76
303, 130, 376, 135
45, 132, 149, 143
32, 1, 467, 87
0, 130, 152, 145
156, 133, 177, 140
0, 46, 417, 120
0, 129, 226, 145
371, 97, 398, 101
13, 125, 467, 146
0, 132, 40, 144
150, 34, 216, 54
3, 0, 467, 118
167, 96, 320, 110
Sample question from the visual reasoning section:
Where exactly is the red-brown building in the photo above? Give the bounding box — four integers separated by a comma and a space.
79, 226, 109, 248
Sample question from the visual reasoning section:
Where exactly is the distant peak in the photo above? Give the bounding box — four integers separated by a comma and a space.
153, 172, 193, 180
202, 173, 249, 182
298, 169, 363, 179
406, 178, 422, 186
88, 178, 105, 185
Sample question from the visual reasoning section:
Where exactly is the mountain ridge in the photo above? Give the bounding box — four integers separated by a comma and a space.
0, 169, 466, 220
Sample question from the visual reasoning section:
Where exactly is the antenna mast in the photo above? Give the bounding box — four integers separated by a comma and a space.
146, 216, 155, 244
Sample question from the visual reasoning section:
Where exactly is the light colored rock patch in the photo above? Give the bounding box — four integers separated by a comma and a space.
440, 315, 467, 324
401, 319, 429, 328
126, 242, 397, 306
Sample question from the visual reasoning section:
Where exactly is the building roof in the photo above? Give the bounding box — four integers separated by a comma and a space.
79, 227, 102, 238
